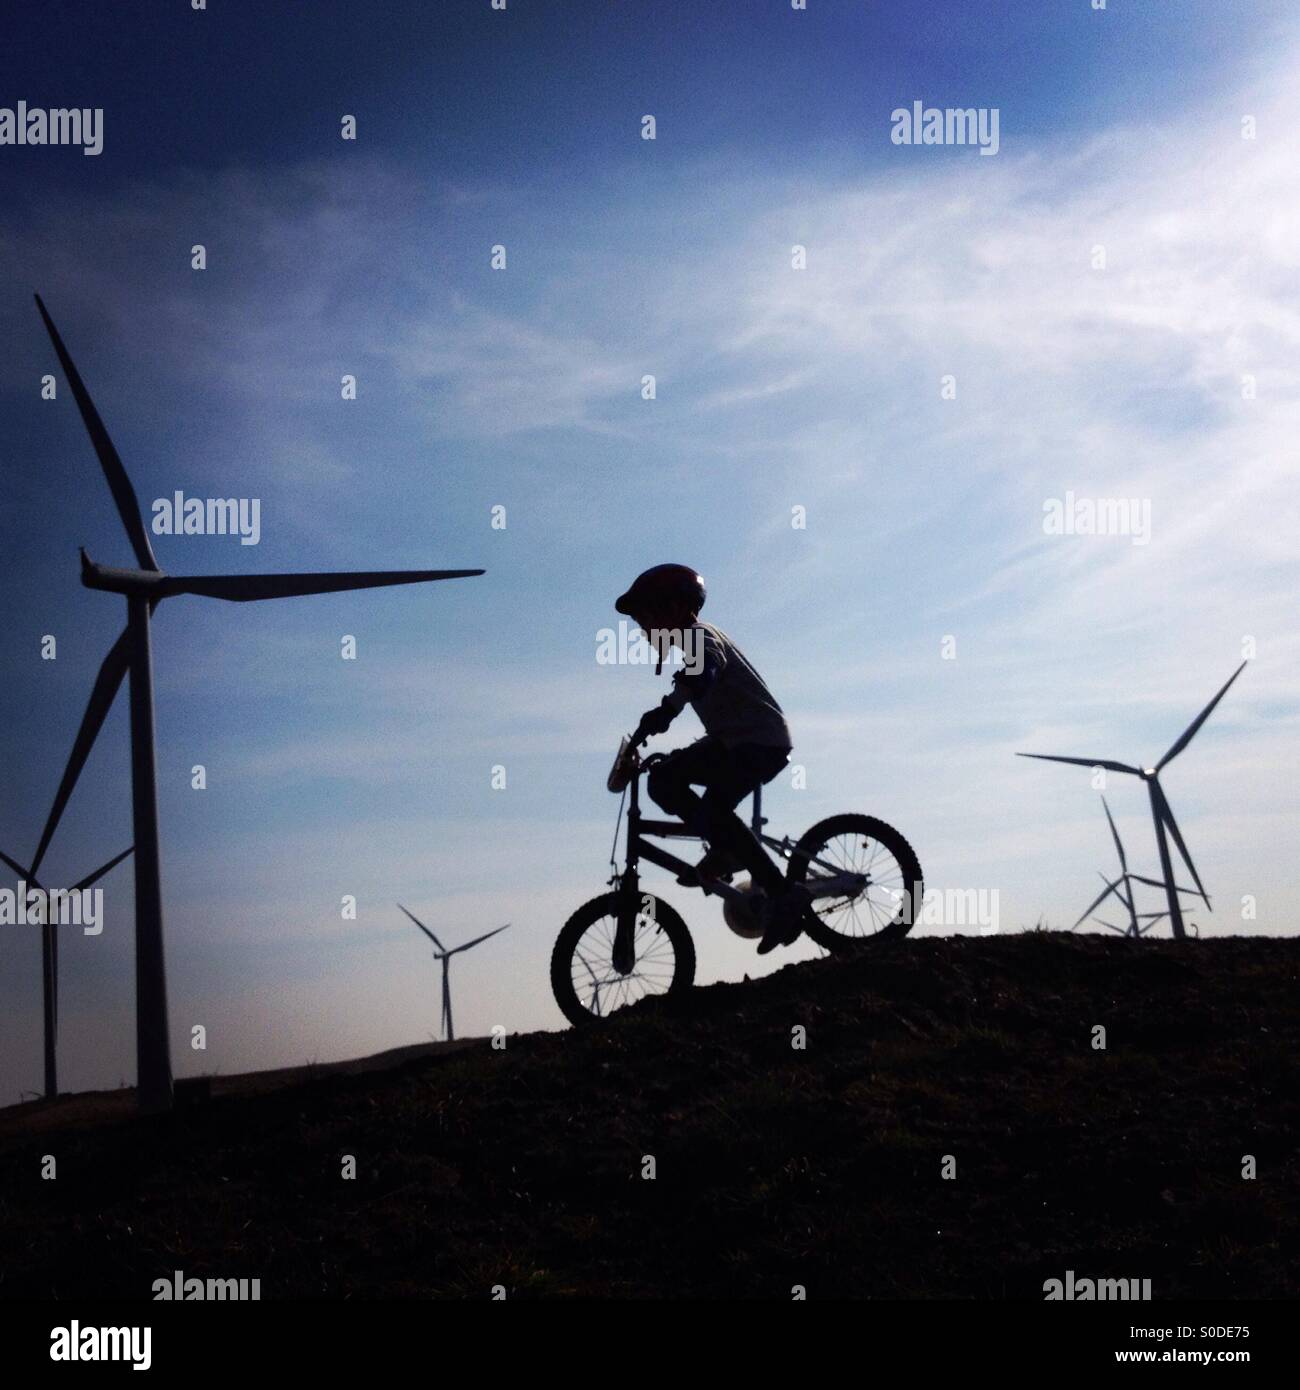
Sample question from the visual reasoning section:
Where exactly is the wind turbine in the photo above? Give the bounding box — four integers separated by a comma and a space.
1070, 796, 1194, 937
397, 905, 508, 1041
0, 844, 132, 1098
1020, 662, 1246, 940
33, 294, 484, 1111
575, 949, 606, 1018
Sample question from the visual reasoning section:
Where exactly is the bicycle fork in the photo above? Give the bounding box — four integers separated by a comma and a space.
612, 870, 641, 975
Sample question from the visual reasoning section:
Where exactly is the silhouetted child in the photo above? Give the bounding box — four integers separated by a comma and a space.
616, 564, 805, 953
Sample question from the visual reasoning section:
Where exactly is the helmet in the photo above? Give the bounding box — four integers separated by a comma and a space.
615, 564, 706, 619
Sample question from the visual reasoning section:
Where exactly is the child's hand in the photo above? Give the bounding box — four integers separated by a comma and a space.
633, 704, 674, 745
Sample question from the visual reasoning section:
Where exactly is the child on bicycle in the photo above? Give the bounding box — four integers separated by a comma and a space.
616, 564, 807, 954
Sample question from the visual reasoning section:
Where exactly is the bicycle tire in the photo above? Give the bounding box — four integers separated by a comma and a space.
785, 814, 923, 951
550, 891, 696, 1026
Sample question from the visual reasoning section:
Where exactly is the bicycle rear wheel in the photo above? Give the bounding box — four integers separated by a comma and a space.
550, 891, 696, 1026
785, 814, 922, 950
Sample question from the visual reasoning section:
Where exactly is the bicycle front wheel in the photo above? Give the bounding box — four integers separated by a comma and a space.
550, 891, 696, 1026
786, 814, 922, 950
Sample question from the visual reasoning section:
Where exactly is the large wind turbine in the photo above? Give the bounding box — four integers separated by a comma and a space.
398, 906, 508, 1041
0, 845, 132, 1098
1020, 663, 1247, 940
33, 294, 484, 1111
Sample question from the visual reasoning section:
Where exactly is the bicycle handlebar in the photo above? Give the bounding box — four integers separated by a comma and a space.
608, 737, 668, 795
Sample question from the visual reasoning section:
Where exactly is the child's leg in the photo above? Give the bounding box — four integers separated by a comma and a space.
647, 740, 790, 892
697, 747, 789, 894
644, 737, 718, 835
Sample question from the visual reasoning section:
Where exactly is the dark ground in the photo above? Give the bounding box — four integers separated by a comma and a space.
1, 933, 1295, 1299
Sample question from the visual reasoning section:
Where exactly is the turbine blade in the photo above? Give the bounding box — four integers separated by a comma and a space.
1017, 753, 1140, 775
34, 296, 159, 573
446, 923, 510, 955
1101, 796, 1127, 872
29, 627, 131, 880
159, 569, 484, 603
1156, 661, 1248, 770
1129, 872, 1197, 895
1114, 872, 1141, 930
1151, 783, 1211, 905
397, 903, 446, 952
1072, 877, 1122, 930
71, 847, 134, 892
0, 849, 34, 881
1106, 870, 1135, 915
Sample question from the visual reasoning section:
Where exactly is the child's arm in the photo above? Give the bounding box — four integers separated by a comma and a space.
632, 642, 724, 744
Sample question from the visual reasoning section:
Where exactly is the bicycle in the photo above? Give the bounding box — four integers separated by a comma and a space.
549, 738, 924, 1026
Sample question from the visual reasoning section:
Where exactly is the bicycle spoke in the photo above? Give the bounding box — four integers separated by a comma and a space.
567, 907, 681, 1019
801, 831, 912, 940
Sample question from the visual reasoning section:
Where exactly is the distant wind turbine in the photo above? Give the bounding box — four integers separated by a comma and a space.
0, 844, 132, 1098
1070, 796, 1194, 937
575, 949, 606, 1018
398, 905, 508, 1041
1020, 663, 1247, 939
33, 294, 484, 1111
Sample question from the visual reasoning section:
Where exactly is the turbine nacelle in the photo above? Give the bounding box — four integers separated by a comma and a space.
81, 550, 168, 597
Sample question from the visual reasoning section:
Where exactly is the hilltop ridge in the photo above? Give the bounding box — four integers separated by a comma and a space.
1, 933, 1296, 1299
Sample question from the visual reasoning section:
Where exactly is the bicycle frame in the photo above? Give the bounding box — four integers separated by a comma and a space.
608, 753, 867, 974
625, 755, 784, 879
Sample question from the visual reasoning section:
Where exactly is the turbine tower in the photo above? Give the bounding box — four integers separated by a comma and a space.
1020, 663, 1246, 939
34, 295, 485, 1112
398, 906, 508, 1041
0, 845, 132, 1098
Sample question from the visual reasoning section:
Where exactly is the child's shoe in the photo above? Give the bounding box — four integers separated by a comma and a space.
677, 845, 741, 887
756, 885, 811, 954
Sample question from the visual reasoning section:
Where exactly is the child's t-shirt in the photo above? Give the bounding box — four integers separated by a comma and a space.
664, 621, 792, 750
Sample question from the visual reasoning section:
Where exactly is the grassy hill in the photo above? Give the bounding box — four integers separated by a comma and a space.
1, 932, 1296, 1299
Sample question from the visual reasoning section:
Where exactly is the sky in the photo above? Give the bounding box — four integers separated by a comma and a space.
1, 0, 1297, 1103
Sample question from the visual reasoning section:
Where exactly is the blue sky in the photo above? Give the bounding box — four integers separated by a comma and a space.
1, 0, 1297, 1102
